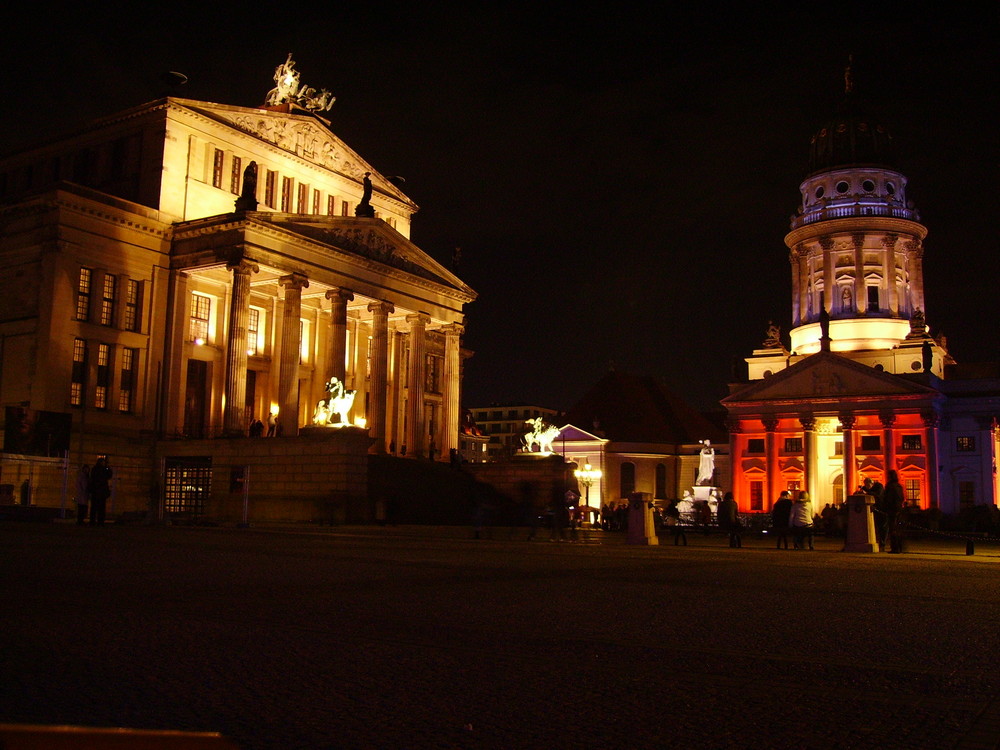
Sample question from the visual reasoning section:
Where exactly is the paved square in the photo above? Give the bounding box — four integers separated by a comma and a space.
1, 523, 997, 749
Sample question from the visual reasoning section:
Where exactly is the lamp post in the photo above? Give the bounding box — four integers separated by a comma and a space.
574, 463, 602, 525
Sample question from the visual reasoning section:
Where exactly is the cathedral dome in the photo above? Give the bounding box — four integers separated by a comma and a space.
807, 68, 895, 175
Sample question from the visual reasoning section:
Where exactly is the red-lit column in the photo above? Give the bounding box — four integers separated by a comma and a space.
840, 412, 857, 496
726, 417, 741, 506
880, 412, 896, 483
764, 418, 779, 506
923, 410, 939, 509
801, 414, 818, 502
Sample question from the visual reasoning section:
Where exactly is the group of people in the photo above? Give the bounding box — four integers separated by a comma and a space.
769, 490, 816, 550
860, 471, 907, 553
73, 457, 113, 526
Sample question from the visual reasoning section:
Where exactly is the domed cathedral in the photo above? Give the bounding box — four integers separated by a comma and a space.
0, 56, 476, 522
723, 64, 999, 516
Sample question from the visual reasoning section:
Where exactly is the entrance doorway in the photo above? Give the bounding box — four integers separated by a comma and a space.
183, 360, 208, 438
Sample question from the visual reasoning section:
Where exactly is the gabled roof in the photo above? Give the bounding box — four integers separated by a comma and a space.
563, 370, 725, 445
556, 424, 609, 443
723, 351, 939, 407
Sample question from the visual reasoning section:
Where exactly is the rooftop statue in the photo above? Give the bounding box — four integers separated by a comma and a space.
265, 53, 335, 113
763, 320, 781, 349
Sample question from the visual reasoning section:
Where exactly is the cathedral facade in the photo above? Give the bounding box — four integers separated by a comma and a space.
0, 60, 475, 520
723, 78, 999, 516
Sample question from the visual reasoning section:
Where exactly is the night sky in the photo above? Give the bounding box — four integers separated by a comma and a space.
5, 6, 997, 412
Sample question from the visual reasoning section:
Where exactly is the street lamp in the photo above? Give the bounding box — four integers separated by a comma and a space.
574, 462, 602, 523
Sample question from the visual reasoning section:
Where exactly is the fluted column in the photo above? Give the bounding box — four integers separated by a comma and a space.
405, 313, 429, 457
368, 301, 394, 453
907, 242, 925, 317
801, 414, 818, 502
822, 248, 834, 315
441, 323, 464, 461
840, 413, 857, 497
278, 273, 309, 437
325, 287, 353, 384
223, 259, 258, 435
882, 234, 899, 316
763, 418, 779, 507
852, 233, 866, 313
790, 246, 801, 326
726, 418, 741, 506
923, 411, 939, 509
880, 412, 896, 481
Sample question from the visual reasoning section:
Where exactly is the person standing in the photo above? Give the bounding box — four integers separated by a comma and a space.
88, 457, 113, 526
665, 499, 687, 546
74, 464, 90, 525
719, 492, 740, 547
789, 490, 815, 550
883, 470, 906, 553
771, 490, 792, 549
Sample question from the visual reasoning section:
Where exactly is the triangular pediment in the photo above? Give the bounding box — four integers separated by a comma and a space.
723, 351, 939, 405
174, 99, 413, 207
556, 424, 608, 443
259, 215, 476, 299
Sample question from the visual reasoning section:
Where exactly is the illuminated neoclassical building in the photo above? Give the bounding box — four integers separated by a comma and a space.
723, 75, 998, 515
0, 59, 476, 519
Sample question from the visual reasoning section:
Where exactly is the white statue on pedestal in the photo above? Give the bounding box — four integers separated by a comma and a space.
312, 377, 356, 427
522, 417, 560, 454
696, 439, 715, 485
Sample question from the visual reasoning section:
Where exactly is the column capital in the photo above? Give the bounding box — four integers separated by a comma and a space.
921, 410, 940, 428
839, 412, 856, 430
799, 414, 816, 431
724, 417, 742, 434
905, 240, 924, 258
279, 273, 309, 291
818, 235, 834, 251
852, 232, 866, 249
368, 300, 395, 316
762, 418, 779, 432
879, 412, 897, 428
405, 313, 431, 328
880, 233, 899, 250
227, 259, 259, 276
439, 322, 465, 337
325, 287, 354, 303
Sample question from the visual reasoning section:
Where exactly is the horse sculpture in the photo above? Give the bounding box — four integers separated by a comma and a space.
312, 377, 357, 427
522, 417, 560, 454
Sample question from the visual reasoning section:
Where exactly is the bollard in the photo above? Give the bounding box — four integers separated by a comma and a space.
966, 539, 975, 556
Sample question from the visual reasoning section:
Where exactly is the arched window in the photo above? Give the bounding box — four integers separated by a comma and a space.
655, 464, 667, 499
620, 462, 636, 498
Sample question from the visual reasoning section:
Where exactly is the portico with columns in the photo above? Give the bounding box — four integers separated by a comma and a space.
167, 212, 475, 457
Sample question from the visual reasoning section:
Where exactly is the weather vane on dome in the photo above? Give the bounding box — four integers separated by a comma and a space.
265, 53, 335, 112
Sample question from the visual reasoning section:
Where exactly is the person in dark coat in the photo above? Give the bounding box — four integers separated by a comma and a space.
883, 470, 906, 553
771, 490, 792, 549
88, 457, 113, 526
664, 499, 687, 546
719, 492, 741, 547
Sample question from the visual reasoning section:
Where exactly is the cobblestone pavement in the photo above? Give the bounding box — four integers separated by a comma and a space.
1, 522, 998, 750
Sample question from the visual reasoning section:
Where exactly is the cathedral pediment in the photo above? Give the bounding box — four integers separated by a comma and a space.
557, 424, 608, 443
724, 351, 938, 405
175, 99, 413, 206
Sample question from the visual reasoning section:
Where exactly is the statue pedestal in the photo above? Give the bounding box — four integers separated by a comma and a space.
692, 486, 717, 502
627, 492, 658, 546
843, 493, 878, 553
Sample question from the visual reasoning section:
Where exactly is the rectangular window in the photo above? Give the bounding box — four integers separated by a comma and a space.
190, 294, 211, 342
507, 410, 517, 419
746, 438, 765, 454
867, 285, 879, 312
76, 267, 92, 321
298, 320, 309, 364
281, 176, 292, 212
860, 435, 881, 452
123, 279, 141, 332
312, 190, 321, 215
297, 183, 309, 213
956, 436, 976, 452
100, 274, 116, 326
247, 308, 260, 356
265, 170, 277, 208
834, 441, 843, 456
230, 156, 242, 194
212, 148, 224, 188
784, 437, 802, 453
901, 434, 922, 451
327, 195, 336, 215
425, 355, 440, 393
958, 481, 975, 509
904, 479, 921, 506
118, 347, 135, 413
341, 201, 350, 216
71, 338, 87, 406
749, 481, 763, 511
95, 343, 111, 410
